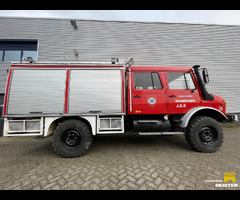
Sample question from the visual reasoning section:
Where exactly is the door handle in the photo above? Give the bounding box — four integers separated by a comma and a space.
169, 95, 176, 98
133, 95, 141, 98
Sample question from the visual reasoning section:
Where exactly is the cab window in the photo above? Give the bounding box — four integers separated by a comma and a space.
167, 72, 195, 90
134, 72, 162, 90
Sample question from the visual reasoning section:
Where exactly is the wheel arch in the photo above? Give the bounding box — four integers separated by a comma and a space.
44, 116, 96, 137
179, 107, 228, 128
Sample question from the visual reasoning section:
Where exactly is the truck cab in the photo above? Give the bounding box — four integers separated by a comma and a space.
128, 66, 203, 115
125, 63, 237, 153
127, 65, 229, 118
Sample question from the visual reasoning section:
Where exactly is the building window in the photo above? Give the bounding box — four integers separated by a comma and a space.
22, 51, 37, 62
4, 50, 21, 62
0, 51, 3, 61
0, 39, 38, 62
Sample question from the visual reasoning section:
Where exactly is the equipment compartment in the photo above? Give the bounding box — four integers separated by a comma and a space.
4, 118, 43, 136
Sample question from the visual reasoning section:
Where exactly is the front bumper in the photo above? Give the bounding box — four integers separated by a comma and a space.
227, 114, 238, 122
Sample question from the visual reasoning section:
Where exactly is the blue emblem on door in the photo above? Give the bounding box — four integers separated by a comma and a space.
148, 97, 156, 105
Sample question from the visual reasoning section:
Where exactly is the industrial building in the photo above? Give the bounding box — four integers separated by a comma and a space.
0, 16, 240, 113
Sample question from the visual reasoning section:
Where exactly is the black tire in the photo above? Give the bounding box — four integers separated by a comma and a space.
53, 119, 93, 158
185, 116, 223, 153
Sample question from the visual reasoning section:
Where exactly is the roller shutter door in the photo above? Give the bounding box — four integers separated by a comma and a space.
69, 69, 122, 113
7, 69, 66, 114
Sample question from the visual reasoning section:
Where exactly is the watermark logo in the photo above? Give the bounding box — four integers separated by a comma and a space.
205, 172, 238, 188
224, 172, 236, 183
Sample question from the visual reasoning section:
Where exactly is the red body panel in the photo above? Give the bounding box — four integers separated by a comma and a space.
64, 69, 70, 114
3, 68, 12, 116
129, 72, 168, 114
202, 95, 226, 114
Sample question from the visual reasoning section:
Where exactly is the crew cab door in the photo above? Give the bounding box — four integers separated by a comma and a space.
166, 71, 202, 114
129, 71, 168, 114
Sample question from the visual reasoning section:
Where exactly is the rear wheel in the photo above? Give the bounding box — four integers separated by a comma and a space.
53, 119, 93, 158
186, 116, 223, 153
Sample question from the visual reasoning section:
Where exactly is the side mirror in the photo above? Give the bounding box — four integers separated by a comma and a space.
202, 68, 209, 84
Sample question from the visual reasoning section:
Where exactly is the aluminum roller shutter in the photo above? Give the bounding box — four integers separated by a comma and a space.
69, 69, 122, 114
7, 69, 66, 114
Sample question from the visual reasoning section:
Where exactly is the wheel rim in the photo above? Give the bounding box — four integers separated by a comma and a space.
199, 127, 217, 144
62, 130, 81, 147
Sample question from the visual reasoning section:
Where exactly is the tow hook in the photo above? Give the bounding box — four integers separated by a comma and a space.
227, 114, 238, 122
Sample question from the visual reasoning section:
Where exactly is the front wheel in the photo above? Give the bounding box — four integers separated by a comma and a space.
53, 119, 93, 158
185, 116, 223, 153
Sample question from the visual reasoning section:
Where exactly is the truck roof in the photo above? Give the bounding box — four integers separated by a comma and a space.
130, 66, 192, 72
10, 63, 192, 72
10, 62, 124, 69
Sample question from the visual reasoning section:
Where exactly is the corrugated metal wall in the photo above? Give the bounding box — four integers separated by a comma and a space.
0, 17, 240, 113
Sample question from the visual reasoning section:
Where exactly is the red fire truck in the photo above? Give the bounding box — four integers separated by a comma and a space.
2, 58, 238, 157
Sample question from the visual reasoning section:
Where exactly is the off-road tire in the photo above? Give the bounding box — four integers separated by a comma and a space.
53, 119, 93, 158
186, 116, 223, 153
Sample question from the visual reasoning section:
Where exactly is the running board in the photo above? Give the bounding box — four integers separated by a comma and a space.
138, 132, 184, 136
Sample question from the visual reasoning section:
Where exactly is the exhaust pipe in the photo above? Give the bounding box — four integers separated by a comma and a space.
192, 65, 214, 101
